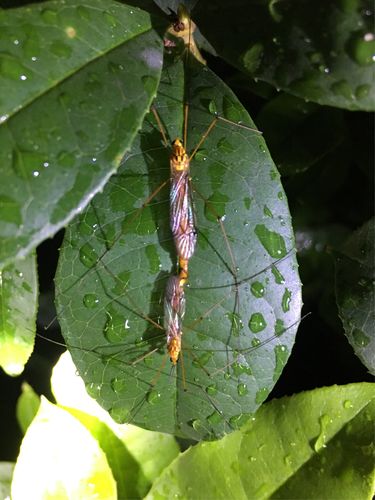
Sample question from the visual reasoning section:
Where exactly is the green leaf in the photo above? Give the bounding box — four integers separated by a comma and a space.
0, 251, 37, 376
0, 462, 14, 500
51, 351, 180, 487
257, 93, 346, 175
16, 382, 40, 434
335, 218, 375, 375
193, 0, 375, 111
64, 406, 149, 499
55, 54, 301, 441
11, 397, 117, 500
146, 383, 375, 499
0, 0, 163, 266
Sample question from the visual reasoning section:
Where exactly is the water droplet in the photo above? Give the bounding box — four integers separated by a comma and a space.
147, 389, 161, 404
244, 197, 252, 210
282, 288, 292, 312
32, 170, 39, 177
273, 344, 289, 381
229, 413, 252, 429
330, 80, 354, 100
85, 382, 101, 398
277, 191, 284, 200
225, 312, 243, 336
83, 293, 99, 309
237, 383, 248, 396
77, 6, 91, 20
271, 265, 285, 284
111, 377, 126, 394
314, 414, 331, 452
217, 137, 234, 153
356, 83, 371, 99
352, 328, 370, 347
284, 454, 292, 466
249, 312, 267, 333
232, 360, 252, 377
108, 406, 129, 422
208, 100, 217, 114
263, 205, 273, 218
255, 387, 269, 404
207, 410, 223, 426
204, 192, 229, 223
241, 43, 264, 73
275, 319, 285, 336
252, 337, 261, 348
347, 31, 375, 66
206, 384, 217, 396
251, 281, 265, 298
254, 224, 287, 258
343, 399, 353, 409
193, 351, 214, 367
50, 40, 72, 58
191, 419, 204, 432
103, 307, 125, 343
41, 8, 58, 24
79, 243, 98, 268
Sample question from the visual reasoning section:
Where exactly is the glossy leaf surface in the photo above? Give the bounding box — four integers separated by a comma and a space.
193, 0, 375, 111
55, 55, 302, 440
0, 0, 163, 265
335, 218, 375, 375
147, 383, 375, 499
0, 252, 37, 376
11, 398, 117, 500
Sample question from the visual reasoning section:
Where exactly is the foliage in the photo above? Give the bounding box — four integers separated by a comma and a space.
0, 0, 374, 498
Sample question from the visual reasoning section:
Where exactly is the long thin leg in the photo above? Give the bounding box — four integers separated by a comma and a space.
151, 105, 169, 147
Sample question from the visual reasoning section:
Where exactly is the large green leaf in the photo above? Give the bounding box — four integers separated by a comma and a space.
55, 54, 302, 441
0, 0, 163, 266
0, 251, 37, 376
147, 383, 375, 499
193, 0, 375, 111
335, 218, 375, 375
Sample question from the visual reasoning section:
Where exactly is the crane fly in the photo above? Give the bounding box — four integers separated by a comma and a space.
48, 10, 302, 441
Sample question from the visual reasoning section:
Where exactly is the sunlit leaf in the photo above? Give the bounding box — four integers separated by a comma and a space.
147, 383, 375, 499
0, 252, 37, 376
11, 398, 117, 500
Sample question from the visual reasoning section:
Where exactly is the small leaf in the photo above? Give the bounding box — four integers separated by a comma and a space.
0, 462, 14, 500
0, 252, 37, 376
11, 397, 117, 500
335, 218, 375, 375
0, 0, 163, 266
16, 382, 40, 435
146, 383, 375, 499
193, 0, 375, 111
51, 351, 179, 487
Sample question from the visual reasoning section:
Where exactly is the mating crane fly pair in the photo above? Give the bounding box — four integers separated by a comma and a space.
162, 6, 262, 368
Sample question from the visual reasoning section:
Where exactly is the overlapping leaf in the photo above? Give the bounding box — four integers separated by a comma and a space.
0, 0, 163, 265
193, 0, 375, 111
